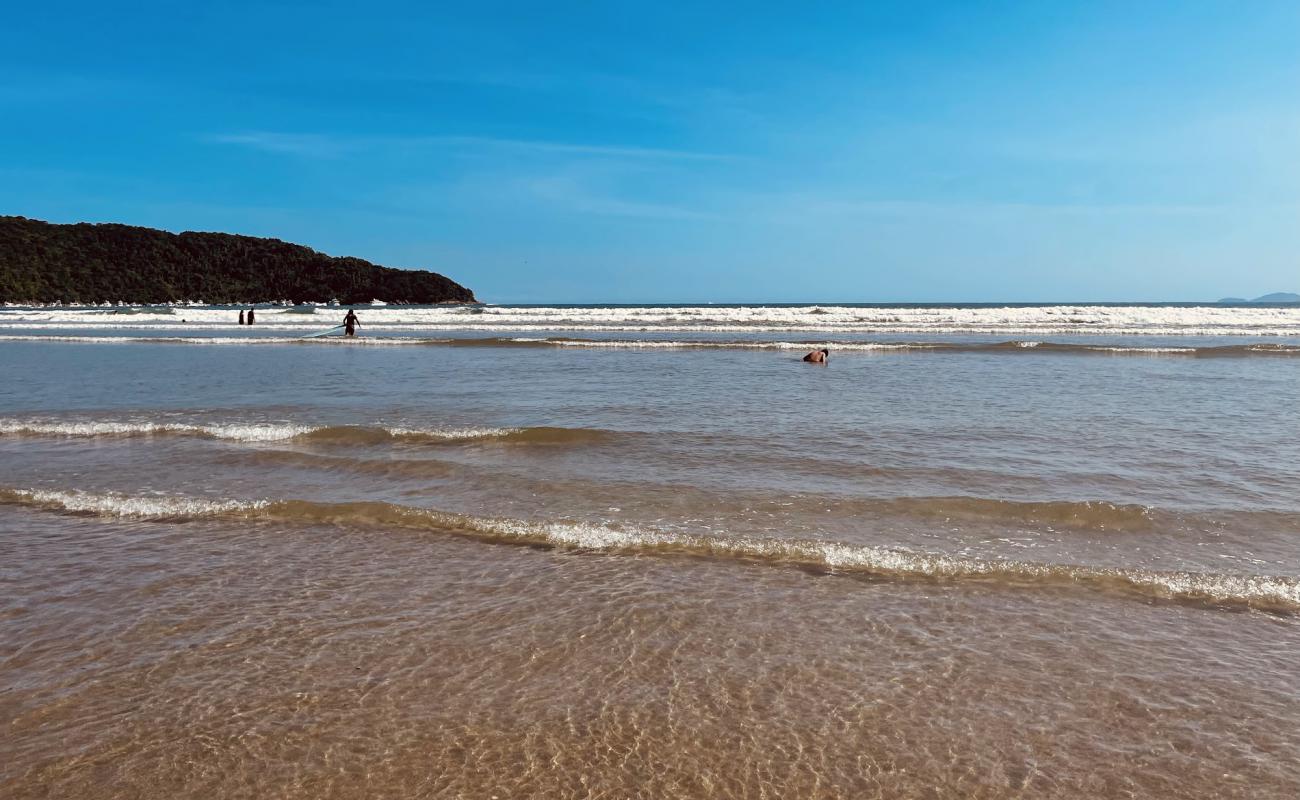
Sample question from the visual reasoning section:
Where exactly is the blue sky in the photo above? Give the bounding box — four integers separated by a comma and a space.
2, 1, 1297, 302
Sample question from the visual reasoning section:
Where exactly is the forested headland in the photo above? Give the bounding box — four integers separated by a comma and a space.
0, 216, 476, 305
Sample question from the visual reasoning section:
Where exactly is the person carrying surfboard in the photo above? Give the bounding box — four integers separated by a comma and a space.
343, 309, 360, 336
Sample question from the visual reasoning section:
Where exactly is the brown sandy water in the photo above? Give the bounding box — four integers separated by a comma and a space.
2, 318, 1299, 798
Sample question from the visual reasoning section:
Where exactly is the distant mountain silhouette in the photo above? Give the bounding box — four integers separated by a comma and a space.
1217, 292, 1300, 304
0, 216, 476, 305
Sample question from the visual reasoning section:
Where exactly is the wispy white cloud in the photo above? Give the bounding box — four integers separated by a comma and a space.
785, 197, 1231, 219
203, 130, 733, 163
413, 135, 736, 162
203, 132, 355, 158
689, 188, 1263, 231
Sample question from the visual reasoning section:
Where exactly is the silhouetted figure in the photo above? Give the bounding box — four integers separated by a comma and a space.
343, 309, 360, 337
247, 308, 256, 325
238, 310, 245, 325
803, 348, 829, 363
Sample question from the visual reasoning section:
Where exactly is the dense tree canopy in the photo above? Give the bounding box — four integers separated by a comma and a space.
0, 217, 476, 305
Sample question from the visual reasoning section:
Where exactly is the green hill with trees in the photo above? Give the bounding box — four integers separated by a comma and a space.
0, 216, 476, 305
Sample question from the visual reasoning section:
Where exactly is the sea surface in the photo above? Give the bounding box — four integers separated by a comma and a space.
2, 303, 1299, 798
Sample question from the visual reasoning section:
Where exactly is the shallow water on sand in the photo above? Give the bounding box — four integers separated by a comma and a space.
2, 309, 1300, 798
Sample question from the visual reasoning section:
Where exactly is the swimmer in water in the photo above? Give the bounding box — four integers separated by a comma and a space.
802, 348, 829, 363
343, 309, 360, 336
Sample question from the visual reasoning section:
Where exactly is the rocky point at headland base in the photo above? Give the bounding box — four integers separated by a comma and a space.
0, 216, 476, 305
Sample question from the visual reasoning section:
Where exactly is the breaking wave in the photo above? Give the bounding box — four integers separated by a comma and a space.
506, 339, 1300, 356
0, 419, 615, 446
4, 303, 1300, 335
0, 335, 450, 346
2, 334, 1297, 356
0, 488, 266, 518
0, 420, 319, 442
3, 487, 1297, 612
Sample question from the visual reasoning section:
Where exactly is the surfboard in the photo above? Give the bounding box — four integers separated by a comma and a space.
302, 325, 346, 339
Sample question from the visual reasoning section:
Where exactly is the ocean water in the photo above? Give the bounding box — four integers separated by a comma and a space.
2, 303, 1299, 798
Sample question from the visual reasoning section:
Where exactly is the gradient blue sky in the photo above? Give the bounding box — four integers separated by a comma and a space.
3, 1, 1297, 302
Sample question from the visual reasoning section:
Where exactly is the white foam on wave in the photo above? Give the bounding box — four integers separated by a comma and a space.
1084, 346, 1197, 354
0, 418, 525, 444
533, 339, 921, 351
345, 506, 1300, 609
0, 420, 317, 442
1120, 569, 1300, 607
200, 423, 320, 441
5, 488, 267, 517
384, 425, 521, 440
0, 334, 918, 351
3, 303, 1300, 335
1247, 344, 1300, 353
3, 486, 1297, 608
5, 333, 1298, 360
0, 335, 447, 346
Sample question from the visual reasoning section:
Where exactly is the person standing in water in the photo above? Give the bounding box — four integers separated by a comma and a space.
802, 348, 829, 363
247, 307, 256, 325
343, 309, 360, 336
238, 309, 245, 325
